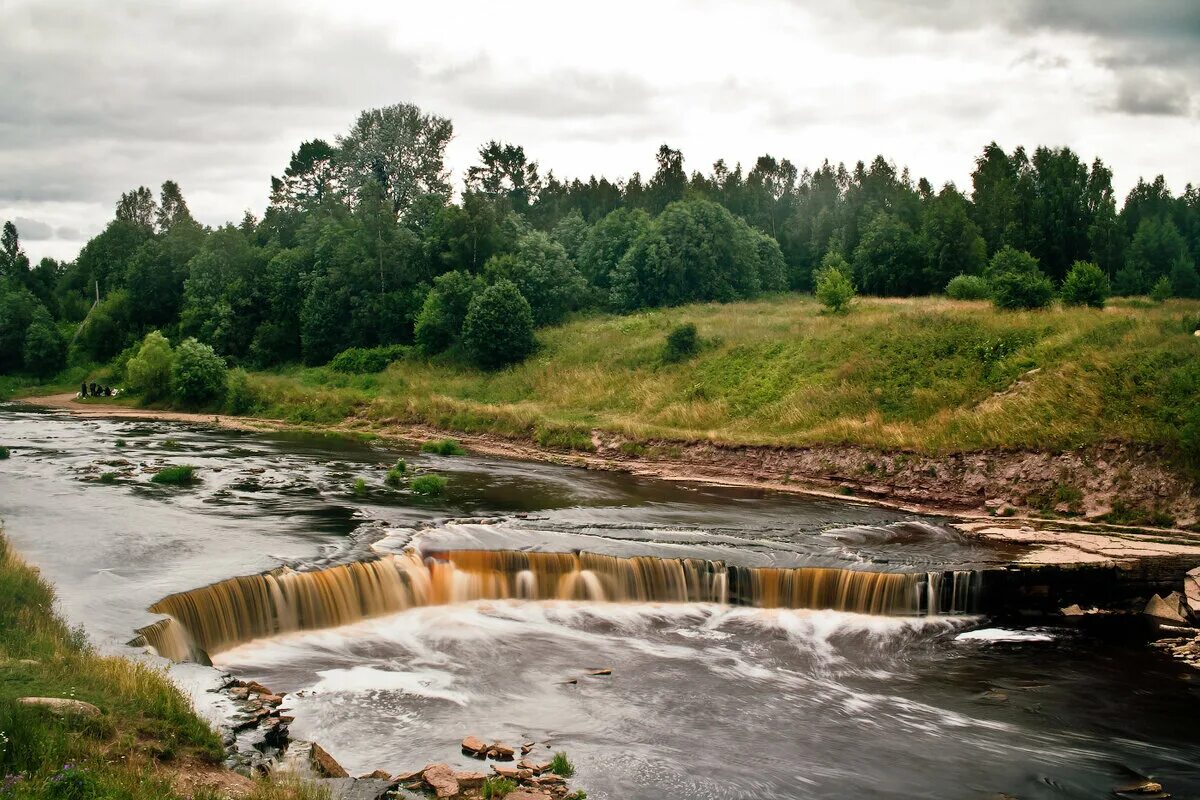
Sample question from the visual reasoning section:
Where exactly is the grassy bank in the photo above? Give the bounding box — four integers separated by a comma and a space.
0, 532, 322, 799
231, 295, 1200, 459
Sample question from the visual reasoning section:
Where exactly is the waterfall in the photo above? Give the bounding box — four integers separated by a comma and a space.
138, 549, 983, 662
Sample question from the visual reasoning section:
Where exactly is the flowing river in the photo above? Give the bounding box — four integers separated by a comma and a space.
2, 404, 1199, 799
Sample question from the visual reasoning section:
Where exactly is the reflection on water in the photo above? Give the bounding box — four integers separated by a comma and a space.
2, 404, 1199, 799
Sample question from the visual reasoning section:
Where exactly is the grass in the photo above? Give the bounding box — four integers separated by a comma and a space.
384, 460, 407, 487
420, 438, 467, 456
409, 474, 448, 496
0, 530, 331, 800
150, 465, 197, 485
550, 751, 576, 778
98, 472, 117, 484
481, 777, 516, 799
351, 477, 367, 497
218, 296, 1200, 463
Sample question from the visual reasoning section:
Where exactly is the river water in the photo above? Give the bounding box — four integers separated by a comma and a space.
1, 404, 1198, 799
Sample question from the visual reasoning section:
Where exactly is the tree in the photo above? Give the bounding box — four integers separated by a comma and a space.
171, 337, 228, 405
180, 225, 265, 358
269, 139, 342, 212
485, 231, 587, 325
1060, 261, 1111, 308
551, 211, 589, 264
0, 287, 37, 372
1169, 255, 1200, 299
988, 246, 1054, 310
465, 142, 540, 210
20, 306, 66, 377
1150, 275, 1173, 302
852, 211, 925, 295
577, 207, 651, 290
114, 186, 158, 229
461, 279, 536, 369
125, 331, 175, 400
156, 180, 194, 231
337, 103, 453, 216
814, 252, 855, 313
414, 270, 485, 353
1028, 146, 1091, 281
921, 186, 986, 291
646, 144, 687, 214
1125, 217, 1189, 293
74, 290, 133, 361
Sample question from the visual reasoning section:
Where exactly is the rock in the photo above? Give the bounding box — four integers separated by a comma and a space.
506, 792, 549, 800
16, 697, 100, 717
521, 742, 536, 755
586, 668, 612, 676
244, 680, 274, 695
519, 758, 551, 773
462, 735, 489, 757
985, 498, 1004, 509
558, 678, 578, 685
318, 777, 394, 800
533, 774, 565, 785
488, 742, 516, 760
422, 764, 459, 798
1061, 604, 1085, 616
1145, 593, 1191, 625
358, 770, 391, 780
310, 742, 350, 778
493, 765, 524, 780
453, 771, 487, 788
229, 686, 250, 700
392, 768, 424, 783
1185, 567, 1200, 615
258, 693, 284, 706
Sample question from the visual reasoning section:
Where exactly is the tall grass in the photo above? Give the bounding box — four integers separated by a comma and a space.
231, 296, 1200, 457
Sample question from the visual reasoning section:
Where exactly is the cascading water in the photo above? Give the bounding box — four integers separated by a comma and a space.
139, 548, 982, 662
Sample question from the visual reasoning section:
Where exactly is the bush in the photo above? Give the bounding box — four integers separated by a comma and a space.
421, 438, 466, 456
171, 337, 228, 406
99, 471, 117, 484
461, 279, 537, 370
150, 465, 197, 484
1169, 255, 1200, 299
21, 307, 67, 377
1060, 261, 1111, 308
125, 331, 175, 401
550, 751, 576, 778
410, 474, 448, 495
0, 446, 9, 459
988, 246, 1053, 310
414, 271, 486, 355
945, 274, 990, 300
224, 368, 259, 415
484, 230, 588, 326
1150, 276, 1173, 302
329, 344, 408, 373
814, 253, 856, 314
662, 323, 699, 363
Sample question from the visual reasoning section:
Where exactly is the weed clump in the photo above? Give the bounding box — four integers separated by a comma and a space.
421, 439, 467, 456
384, 459, 408, 486
481, 777, 516, 799
0, 446, 9, 459
99, 472, 118, 484
351, 477, 367, 497
410, 474, 448, 496
550, 751, 576, 778
150, 465, 197, 485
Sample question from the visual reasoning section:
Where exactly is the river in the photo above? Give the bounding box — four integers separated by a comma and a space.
1, 404, 1198, 799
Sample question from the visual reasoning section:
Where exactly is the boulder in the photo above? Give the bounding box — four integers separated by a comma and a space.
358, 770, 391, 780
1185, 567, 1200, 615
244, 680, 275, 696
16, 697, 100, 717
1145, 593, 1191, 625
488, 742, 516, 760
453, 771, 487, 788
310, 742, 350, 778
462, 735, 489, 757
421, 764, 459, 799
493, 765, 526, 780
1060, 604, 1085, 616
519, 758, 551, 773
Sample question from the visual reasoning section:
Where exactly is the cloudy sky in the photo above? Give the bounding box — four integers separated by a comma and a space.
3, 0, 1199, 262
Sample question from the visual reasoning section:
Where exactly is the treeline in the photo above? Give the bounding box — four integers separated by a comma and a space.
1, 101, 1199, 380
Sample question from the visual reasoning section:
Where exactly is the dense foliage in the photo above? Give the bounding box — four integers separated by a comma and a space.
2, 101, 1199, 383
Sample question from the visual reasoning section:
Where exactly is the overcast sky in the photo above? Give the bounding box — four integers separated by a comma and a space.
4, 0, 1199, 262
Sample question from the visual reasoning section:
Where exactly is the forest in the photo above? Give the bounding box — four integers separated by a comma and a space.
1, 101, 1199, 383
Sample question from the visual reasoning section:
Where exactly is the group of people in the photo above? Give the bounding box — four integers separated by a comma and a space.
79, 382, 118, 398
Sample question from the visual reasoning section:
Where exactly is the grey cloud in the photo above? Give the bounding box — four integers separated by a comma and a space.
1112, 72, 1192, 116
13, 217, 55, 240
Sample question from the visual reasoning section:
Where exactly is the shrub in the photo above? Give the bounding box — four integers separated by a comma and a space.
414, 271, 486, 354
151, 465, 197, 484
410, 474, 448, 495
1150, 276, 1173, 302
1060, 261, 1111, 308
329, 344, 408, 373
462, 279, 537, 370
224, 368, 259, 415
384, 460, 408, 486
421, 438, 467, 456
21, 306, 67, 377
662, 323, 699, 363
0, 446, 9, 459
988, 247, 1053, 310
550, 751, 576, 778
171, 337, 228, 406
814, 253, 856, 314
99, 471, 117, 484
125, 331, 175, 401
945, 274, 990, 300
